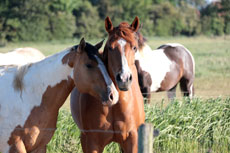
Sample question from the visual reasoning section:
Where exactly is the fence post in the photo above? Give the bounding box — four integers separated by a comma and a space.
138, 123, 153, 153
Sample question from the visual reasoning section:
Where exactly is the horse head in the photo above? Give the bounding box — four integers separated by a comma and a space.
70, 38, 119, 106
103, 17, 140, 91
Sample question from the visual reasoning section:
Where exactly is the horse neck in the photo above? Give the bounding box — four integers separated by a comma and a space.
116, 64, 144, 125
141, 43, 152, 54
23, 49, 75, 109
118, 64, 143, 105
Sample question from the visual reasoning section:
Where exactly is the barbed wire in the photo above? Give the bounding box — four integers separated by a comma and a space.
0, 95, 229, 133
0, 127, 134, 134
0, 127, 160, 136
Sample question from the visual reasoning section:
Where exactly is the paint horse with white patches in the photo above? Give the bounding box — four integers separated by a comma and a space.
0, 47, 45, 66
135, 34, 195, 102
0, 38, 118, 153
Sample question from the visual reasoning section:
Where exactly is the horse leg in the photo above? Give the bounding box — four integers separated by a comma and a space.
9, 139, 27, 153
81, 134, 104, 153
167, 84, 177, 101
120, 130, 138, 153
187, 83, 194, 99
180, 77, 194, 98
142, 87, 151, 104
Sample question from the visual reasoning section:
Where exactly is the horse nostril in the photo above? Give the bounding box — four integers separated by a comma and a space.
116, 74, 122, 82
109, 93, 114, 101
129, 75, 132, 81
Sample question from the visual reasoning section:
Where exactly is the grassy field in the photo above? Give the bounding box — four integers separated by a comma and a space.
0, 36, 230, 152
47, 98, 230, 153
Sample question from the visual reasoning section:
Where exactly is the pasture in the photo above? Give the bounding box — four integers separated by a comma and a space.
0, 36, 230, 152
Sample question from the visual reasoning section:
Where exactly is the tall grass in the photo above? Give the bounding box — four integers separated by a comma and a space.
148, 97, 230, 153
47, 98, 230, 153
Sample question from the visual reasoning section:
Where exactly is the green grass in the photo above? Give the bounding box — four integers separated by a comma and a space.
146, 97, 230, 153
47, 98, 230, 153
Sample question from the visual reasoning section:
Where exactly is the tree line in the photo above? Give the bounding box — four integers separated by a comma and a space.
0, 0, 229, 43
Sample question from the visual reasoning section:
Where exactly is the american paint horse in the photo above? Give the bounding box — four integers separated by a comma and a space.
0, 47, 45, 66
135, 33, 195, 102
0, 38, 118, 153
71, 17, 145, 153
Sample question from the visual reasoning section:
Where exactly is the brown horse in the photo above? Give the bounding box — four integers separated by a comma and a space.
0, 38, 118, 153
135, 33, 195, 102
71, 17, 145, 153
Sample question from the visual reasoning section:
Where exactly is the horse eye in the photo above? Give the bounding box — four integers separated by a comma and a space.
85, 64, 93, 69
133, 46, 137, 52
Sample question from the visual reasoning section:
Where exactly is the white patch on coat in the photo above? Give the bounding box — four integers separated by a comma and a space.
137, 43, 152, 56
94, 55, 112, 86
0, 48, 45, 66
166, 43, 195, 75
0, 49, 73, 153
94, 55, 119, 104
117, 38, 131, 75
135, 43, 172, 92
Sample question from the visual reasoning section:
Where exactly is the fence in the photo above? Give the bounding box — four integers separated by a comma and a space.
1, 96, 230, 153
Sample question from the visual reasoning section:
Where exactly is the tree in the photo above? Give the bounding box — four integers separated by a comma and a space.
200, 2, 225, 36
73, 1, 104, 39
220, 0, 230, 34
148, 2, 183, 36
179, 1, 201, 36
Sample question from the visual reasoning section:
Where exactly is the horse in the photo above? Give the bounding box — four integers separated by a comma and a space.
71, 17, 145, 153
135, 33, 195, 102
0, 38, 119, 153
0, 47, 45, 66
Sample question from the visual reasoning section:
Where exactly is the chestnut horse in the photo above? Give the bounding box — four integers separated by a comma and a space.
0, 38, 118, 153
71, 17, 145, 153
0, 47, 45, 66
135, 33, 195, 102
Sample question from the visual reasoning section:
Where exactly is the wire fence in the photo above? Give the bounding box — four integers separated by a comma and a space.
0, 94, 229, 133
0, 93, 229, 139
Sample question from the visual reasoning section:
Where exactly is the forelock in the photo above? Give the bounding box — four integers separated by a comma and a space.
110, 23, 138, 47
84, 43, 98, 63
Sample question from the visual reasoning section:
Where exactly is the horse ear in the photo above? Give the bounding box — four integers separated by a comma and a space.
95, 39, 104, 50
130, 16, 140, 32
77, 37, 86, 53
105, 16, 113, 33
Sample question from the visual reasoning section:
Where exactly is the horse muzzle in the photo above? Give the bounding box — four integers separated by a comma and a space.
115, 71, 132, 91
101, 84, 119, 107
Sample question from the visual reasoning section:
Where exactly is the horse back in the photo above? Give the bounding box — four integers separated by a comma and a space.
160, 43, 195, 77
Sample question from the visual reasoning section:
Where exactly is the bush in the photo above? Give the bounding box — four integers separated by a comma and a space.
49, 12, 76, 40
73, 1, 104, 39
201, 16, 225, 36
17, 16, 51, 41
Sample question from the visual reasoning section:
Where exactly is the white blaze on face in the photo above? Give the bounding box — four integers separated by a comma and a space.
117, 38, 131, 76
94, 55, 119, 104
94, 55, 112, 86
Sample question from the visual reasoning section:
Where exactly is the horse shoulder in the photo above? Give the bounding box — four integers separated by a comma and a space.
0, 68, 37, 152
